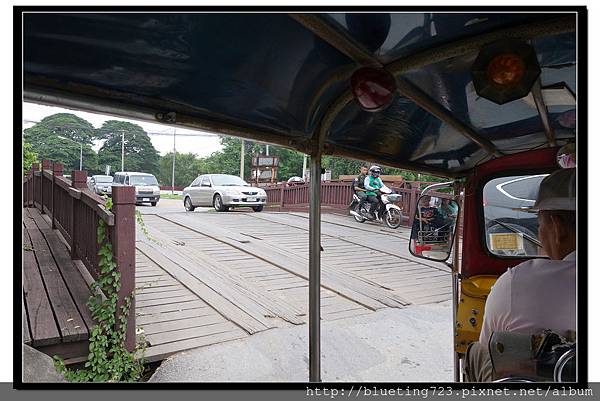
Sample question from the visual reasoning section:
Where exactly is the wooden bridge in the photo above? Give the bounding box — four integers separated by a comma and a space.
22, 161, 452, 365
134, 209, 452, 362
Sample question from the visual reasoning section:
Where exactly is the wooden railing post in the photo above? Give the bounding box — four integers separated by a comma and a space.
408, 187, 418, 228
70, 170, 88, 259
280, 183, 285, 209
31, 163, 40, 207
111, 186, 136, 352
51, 162, 64, 230
40, 160, 51, 214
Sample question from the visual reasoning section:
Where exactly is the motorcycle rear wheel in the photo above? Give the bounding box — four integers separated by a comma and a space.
353, 204, 366, 223
385, 208, 402, 229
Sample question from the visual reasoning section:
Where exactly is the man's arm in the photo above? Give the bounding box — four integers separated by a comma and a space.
479, 271, 513, 346
364, 176, 376, 191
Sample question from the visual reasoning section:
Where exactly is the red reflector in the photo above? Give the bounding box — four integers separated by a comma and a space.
351, 67, 397, 112
415, 245, 432, 255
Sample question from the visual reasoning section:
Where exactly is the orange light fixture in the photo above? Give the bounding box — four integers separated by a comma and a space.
486, 53, 525, 86
471, 40, 541, 105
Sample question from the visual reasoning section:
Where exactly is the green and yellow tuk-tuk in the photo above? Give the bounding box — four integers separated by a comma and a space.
20, 9, 582, 382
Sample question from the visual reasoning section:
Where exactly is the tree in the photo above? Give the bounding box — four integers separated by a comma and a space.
198, 137, 306, 182
22, 140, 38, 175
322, 156, 365, 179
96, 120, 160, 175
201, 136, 247, 176
265, 146, 304, 181
23, 113, 99, 173
158, 152, 204, 187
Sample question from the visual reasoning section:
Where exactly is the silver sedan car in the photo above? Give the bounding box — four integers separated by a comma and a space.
183, 174, 267, 212
88, 175, 113, 196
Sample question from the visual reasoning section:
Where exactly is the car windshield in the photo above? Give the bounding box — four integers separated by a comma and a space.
129, 175, 158, 186
483, 174, 548, 257
95, 176, 113, 183
211, 175, 248, 186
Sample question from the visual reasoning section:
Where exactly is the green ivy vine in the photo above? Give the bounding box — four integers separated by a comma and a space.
54, 198, 145, 382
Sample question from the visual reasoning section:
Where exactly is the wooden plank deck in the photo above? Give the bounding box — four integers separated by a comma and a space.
135, 210, 452, 362
23, 205, 452, 364
22, 208, 93, 361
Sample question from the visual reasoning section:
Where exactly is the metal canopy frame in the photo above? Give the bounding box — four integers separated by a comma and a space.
286, 12, 575, 382
22, 13, 577, 383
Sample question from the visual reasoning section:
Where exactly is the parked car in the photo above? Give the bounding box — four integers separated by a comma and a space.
88, 175, 114, 196
113, 172, 160, 206
183, 174, 267, 212
287, 176, 305, 186
483, 174, 548, 256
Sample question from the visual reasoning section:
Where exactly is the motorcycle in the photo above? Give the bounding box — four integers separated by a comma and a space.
349, 188, 404, 229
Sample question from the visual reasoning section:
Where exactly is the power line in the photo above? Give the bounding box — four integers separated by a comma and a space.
146, 131, 217, 138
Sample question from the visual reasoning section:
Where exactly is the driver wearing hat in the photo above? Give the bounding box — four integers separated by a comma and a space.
465, 168, 577, 382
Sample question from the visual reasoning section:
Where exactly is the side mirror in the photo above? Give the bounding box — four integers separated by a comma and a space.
409, 195, 459, 262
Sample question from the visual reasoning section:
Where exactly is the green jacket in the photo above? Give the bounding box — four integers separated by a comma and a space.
364, 175, 383, 196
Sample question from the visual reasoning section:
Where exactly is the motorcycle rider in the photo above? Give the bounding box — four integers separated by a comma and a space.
352, 166, 369, 214
364, 165, 390, 219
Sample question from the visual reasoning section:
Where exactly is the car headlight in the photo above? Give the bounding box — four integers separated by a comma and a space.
258, 190, 267, 196
224, 189, 238, 195
153, 187, 160, 195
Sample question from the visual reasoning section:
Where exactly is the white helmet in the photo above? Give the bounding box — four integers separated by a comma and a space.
369, 165, 382, 176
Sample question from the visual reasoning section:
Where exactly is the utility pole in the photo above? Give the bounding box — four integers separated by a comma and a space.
121, 130, 125, 171
265, 144, 269, 156
80, 142, 83, 170
240, 139, 245, 180
172, 128, 176, 195
302, 154, 308, 181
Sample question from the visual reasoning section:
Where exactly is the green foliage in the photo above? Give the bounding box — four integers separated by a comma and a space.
54, 198, 145, 382
197, 137, 305, 181
23, 113, 99, 173
135, 209, 160, 245
266, 146, 304, 181
96, 120, 160, 176
22, 140, 38, 175
322, 156, 365, 179
158, 152, 204, 187
25, 113, 96, 144
201, 136, 247, 177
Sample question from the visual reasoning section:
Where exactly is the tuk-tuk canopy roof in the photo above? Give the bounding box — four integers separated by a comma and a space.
23, 12, 577, 177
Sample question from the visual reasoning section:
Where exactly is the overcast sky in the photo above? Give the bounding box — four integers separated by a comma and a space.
23, 102, 224, 157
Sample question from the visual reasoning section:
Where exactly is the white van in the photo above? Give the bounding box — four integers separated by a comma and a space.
113, 172, 161, 206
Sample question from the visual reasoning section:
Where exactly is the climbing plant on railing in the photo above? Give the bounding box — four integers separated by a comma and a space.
135, 209, 160, 245
54, 198, 145, 382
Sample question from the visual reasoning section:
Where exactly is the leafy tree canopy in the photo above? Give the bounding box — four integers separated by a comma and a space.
23, 114, 99, 173
158, 152, 205, 187
24, 113, 96, 145
23, 140, 38, 175
96, 120, 160, 176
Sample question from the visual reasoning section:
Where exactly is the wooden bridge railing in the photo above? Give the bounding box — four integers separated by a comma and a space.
23, 160, 136, 351
264, 180, 456, 227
